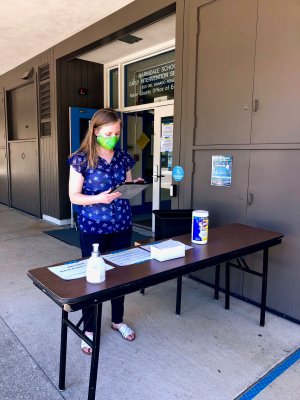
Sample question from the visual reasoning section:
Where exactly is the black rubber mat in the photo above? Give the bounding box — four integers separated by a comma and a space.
44, 228, 151, 248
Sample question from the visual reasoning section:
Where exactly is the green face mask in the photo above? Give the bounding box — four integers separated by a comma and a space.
96, 135, 119, 150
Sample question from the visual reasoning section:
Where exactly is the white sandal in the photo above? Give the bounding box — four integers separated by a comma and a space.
81, 331, 93, 355
111, 323, 135, 341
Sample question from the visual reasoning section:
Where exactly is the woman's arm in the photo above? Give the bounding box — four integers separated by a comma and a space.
69, 166, 120, 205
126, 169, 144, 183
126, 170, 133, 182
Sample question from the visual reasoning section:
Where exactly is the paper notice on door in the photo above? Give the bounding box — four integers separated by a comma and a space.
161, 138, 173, 152
161, 121, 173, 152
211, 155, 233, 187
162, 122, 173, 137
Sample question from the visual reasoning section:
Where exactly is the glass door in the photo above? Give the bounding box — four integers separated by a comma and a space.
122, 110, 154, 230
152, 104, 174, 230
121, 104, 174, 232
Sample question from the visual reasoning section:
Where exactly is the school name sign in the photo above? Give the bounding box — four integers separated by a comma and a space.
126, 60, 175, 105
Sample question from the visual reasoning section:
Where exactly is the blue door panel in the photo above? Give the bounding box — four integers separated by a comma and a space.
69, 107, 98, 153
69, 107, 98, 225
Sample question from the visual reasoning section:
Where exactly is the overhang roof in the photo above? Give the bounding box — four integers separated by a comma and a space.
0, 0, 134, 75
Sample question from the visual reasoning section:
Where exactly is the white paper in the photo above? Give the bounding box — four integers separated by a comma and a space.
161, 122, 173, 152
160, 138, 173, 152
162, 122, 173, 137
48, 259, 114, 280
103, 247, 152, 266
141, 239, 193, 252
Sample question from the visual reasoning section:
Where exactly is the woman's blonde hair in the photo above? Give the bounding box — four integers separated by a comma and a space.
71, 108, 121, 168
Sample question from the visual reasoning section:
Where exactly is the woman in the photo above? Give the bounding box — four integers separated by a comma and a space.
68, 108, 141, 354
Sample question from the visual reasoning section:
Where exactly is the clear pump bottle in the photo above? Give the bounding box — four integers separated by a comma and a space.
86, 243, 106, 284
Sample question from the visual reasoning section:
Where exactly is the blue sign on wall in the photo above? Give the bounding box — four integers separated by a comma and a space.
211, 155, 233, 187
172, 165, 184, 182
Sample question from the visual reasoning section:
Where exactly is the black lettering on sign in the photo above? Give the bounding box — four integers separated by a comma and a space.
126, 59, 176, 105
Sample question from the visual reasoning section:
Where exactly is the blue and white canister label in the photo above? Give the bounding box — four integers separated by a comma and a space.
192, 210, 209, 244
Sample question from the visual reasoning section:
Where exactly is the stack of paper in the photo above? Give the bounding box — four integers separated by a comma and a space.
150, 239, 186, 262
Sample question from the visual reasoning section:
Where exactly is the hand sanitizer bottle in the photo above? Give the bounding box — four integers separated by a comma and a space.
86, 243, 106, 284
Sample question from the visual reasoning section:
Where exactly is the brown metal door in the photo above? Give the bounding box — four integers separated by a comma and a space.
252, 0, 300, 143
7, 84, 36, 140
191, 149, 250, 292
245, 150, 300, 320
0, 90, 9, 205
9, 141, 40, 216
0, 148, 9, 204
194, 0, 257, 145
0, 89, 6, 147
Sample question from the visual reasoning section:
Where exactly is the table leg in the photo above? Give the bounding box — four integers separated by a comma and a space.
59, 309, 68, 391
176, 276, 182, 316
88, 303, 103, 400
214, 264, 220, 300
140, 288, 145, 295
225, 262, 230, 310
260, 248, 269, 327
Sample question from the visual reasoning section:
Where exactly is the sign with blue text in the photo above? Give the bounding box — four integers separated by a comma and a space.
172, 166, 184, 182
211, 155, 232, 187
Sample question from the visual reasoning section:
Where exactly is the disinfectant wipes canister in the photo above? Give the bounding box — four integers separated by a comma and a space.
191, 210, 209, 244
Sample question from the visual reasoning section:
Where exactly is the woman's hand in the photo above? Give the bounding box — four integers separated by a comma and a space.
125, 170, 145, 183
97, 189, 121, 204
133, 177, 145, 183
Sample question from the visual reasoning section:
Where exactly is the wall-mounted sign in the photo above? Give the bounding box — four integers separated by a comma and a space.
172, 165, 184, 182
211, 155, 232, 187
125, 50, 175, 107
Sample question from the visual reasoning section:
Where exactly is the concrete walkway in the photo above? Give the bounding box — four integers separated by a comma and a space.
0, 204, 299, 400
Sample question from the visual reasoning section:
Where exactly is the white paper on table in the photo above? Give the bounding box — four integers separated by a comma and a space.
141, 239, 193, 252
102, 247, 152, 266
48, 259, 114, 280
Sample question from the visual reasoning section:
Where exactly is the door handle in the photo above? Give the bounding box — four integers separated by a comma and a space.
153, 165, 165, 180
252, 99, 259, 113
21, 152, 25, 159
247, 191, 254, 206
153, 164, 158, 182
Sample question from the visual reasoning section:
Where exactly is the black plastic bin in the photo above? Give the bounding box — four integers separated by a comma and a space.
153, 209, 193, 240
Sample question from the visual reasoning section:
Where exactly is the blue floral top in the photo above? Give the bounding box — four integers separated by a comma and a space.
68, 149, 135, 234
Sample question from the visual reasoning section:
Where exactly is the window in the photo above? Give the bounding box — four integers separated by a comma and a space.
124, 50, 175, 107
109, 68, 119, 109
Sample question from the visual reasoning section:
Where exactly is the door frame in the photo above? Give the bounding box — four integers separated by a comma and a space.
152, 104, 174, 230
120, 103, 174, 232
